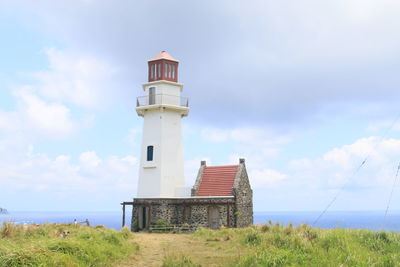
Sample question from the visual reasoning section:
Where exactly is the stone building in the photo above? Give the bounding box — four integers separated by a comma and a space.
124, 51, 253, 231
131, 158, 253, 230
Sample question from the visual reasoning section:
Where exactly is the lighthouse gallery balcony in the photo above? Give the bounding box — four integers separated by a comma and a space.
136, 94, 189, 117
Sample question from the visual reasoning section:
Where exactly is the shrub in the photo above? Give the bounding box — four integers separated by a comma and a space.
298, 224, 318, 242
243, 229, 262, 246
283, 224, 293, 235
153, 219, 172, 228
320, 233, 344, 252
260, 224, 270, 232
0, 222, 16, 238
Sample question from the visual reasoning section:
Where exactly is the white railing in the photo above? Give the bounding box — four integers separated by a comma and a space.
136, 94, 189, 108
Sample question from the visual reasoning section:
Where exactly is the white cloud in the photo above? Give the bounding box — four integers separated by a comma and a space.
199, 126, 292, 170
287, 137, 400, 196
0, 47, 120, 139
4, 0, 400, 125
243, 136, 400, 211
0, 146, 138, 211
0, 110, 20, 131
250, 169, 287, 188
16, 88, 76, 137
80, 151, 101, 169
33, 48, 117, 109
367, 120, 400, 133
201, 128, 229, 143
202, 127, 291, 146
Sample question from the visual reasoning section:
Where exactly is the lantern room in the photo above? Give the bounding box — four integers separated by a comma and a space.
148, 51, 179, 83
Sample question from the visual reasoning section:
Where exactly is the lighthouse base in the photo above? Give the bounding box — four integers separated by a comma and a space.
130, 197, 238, 231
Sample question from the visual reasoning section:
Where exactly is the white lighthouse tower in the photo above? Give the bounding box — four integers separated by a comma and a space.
136, 51, 189, 198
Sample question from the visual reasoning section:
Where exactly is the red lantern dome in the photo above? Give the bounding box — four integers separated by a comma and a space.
148, 51, 179, 83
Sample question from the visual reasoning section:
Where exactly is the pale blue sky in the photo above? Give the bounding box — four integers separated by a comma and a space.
1, 0, 400, 213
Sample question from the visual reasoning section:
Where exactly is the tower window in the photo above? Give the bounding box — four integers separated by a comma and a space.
172, 65, 175, 79
147, 145, 154, 161
149, 87, 156, 105
150, 65, 154, 79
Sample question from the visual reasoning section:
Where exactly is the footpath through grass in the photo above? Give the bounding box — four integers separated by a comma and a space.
0, 222, 138, 267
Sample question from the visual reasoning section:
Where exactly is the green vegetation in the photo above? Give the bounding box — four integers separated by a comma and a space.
2, 221, 400, 266
163, 223, 400, 266
153, 219, 172, 229
0, 222, 138, 267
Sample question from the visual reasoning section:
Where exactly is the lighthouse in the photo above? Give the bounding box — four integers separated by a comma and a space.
122, 52, 253, 231
136, 51, 189, 198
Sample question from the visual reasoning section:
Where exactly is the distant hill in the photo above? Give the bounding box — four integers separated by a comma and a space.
0, 208, 8, 214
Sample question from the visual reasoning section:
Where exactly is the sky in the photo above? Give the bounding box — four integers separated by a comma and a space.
1, 0, 400, 213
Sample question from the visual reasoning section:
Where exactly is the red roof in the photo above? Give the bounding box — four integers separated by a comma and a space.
149, 51, 178, 62
196, 165, 239, 196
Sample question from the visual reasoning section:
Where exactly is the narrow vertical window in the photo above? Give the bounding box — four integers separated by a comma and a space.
157, 64, 161, 78
164, 63, 168, 77
149, 87, 156, 105
147, 145, 154, 161
151, 65, 154, 79
172, 65, 175, 79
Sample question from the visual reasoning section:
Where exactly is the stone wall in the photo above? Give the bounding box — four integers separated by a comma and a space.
191, 161, 206, 196
131, 197, 236, 230
233, 160, 253, 227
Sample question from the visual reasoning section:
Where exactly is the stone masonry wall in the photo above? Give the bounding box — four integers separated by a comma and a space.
191, 161, 206, 196
233, 162, 253, 227
131, 197, 236, 230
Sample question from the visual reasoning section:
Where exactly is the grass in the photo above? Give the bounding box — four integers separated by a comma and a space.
2, 221, 400, 266
163, 223, 400, 266
0, 222, 138, 267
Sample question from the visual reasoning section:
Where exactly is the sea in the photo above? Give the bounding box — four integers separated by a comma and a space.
1, 210, 400, 232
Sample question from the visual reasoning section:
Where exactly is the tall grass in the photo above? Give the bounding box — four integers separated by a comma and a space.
193, 223, 400, 266
0, 223, 138, 267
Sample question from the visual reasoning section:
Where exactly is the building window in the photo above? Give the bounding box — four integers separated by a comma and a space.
147, 145, 154, 161
149, 87, 156, 105
150, 65, 154, 79
157, 64, 161, 78
172, 65, 175, 79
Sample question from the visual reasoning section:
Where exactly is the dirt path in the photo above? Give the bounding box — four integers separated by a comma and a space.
118, 232, 246, 267
118, 233, 190, 267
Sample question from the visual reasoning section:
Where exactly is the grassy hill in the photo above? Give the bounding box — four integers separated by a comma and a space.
1, 222, 400, 266
0, 223, 138, 266
180, 223, 400, 266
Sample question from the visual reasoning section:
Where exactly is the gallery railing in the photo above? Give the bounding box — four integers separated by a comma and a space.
136, 94, 189, 108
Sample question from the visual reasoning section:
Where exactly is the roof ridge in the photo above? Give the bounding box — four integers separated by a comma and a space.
204, 165, 239, 168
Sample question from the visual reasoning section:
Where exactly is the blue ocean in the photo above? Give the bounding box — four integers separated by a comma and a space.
1, 210, 400, 231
